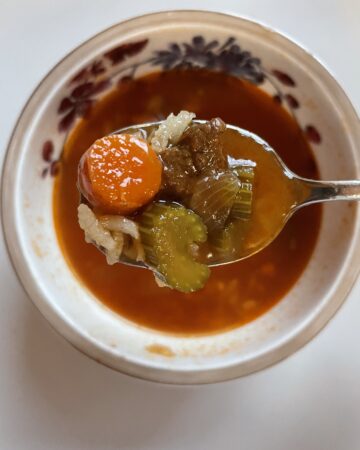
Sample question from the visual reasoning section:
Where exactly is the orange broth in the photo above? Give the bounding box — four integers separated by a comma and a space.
53, 69, 321, 334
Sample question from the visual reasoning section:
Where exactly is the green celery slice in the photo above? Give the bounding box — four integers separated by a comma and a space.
138, 202, 210, 293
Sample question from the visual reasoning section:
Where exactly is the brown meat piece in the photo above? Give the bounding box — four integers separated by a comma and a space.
159, 117, 228, 200
160, 146, 197, 198
179, 118, 227, 173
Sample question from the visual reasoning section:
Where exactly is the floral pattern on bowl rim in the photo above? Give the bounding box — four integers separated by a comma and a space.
41, 35, 321, 178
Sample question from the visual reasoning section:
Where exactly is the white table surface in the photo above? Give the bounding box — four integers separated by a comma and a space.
1, 1, 360, 449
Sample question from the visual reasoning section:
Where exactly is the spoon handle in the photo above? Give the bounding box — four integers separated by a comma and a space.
296, 177, 360, 206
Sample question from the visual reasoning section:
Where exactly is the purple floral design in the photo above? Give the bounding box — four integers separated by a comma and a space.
58, 79, 111, 132
41, 140, 60, 178
285, 94, 300, 109
152, 36, 264, 84
41, 35, 322, 178
264, 68, 321, 143
272, 69, 296, 87
56, 40, 149, 133
305, 125, 321, 143
104, 39, 148, 65
70, 60, 106, 84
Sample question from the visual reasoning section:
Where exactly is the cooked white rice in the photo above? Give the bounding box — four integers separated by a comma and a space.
78, 204, 144, 265
151, 110, 195, 152
99, 215, 140, 240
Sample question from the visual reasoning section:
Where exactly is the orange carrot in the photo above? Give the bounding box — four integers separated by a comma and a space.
78, 133, 162, 215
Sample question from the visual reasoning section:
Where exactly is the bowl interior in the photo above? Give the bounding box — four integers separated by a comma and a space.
3, 11, 360, 383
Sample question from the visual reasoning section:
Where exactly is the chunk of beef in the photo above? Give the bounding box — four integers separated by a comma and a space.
160, 146, 197, 198
179, 118, 227, 174
159, 117, 228, 201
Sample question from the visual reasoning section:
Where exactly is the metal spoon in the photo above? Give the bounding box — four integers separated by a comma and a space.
83, 120, 360, 268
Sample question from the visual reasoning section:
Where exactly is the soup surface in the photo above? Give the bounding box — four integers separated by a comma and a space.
53, 69, 321, 334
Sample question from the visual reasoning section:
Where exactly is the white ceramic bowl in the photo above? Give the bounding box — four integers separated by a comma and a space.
2, 11, 360, 384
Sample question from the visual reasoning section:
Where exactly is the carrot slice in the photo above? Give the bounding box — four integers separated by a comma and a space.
78, 134, 162, 215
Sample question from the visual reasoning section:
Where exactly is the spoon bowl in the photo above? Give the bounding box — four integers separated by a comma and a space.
88, 119, 360, 269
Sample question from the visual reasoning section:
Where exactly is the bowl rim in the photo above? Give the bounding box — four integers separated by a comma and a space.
2, 10, 360, 384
